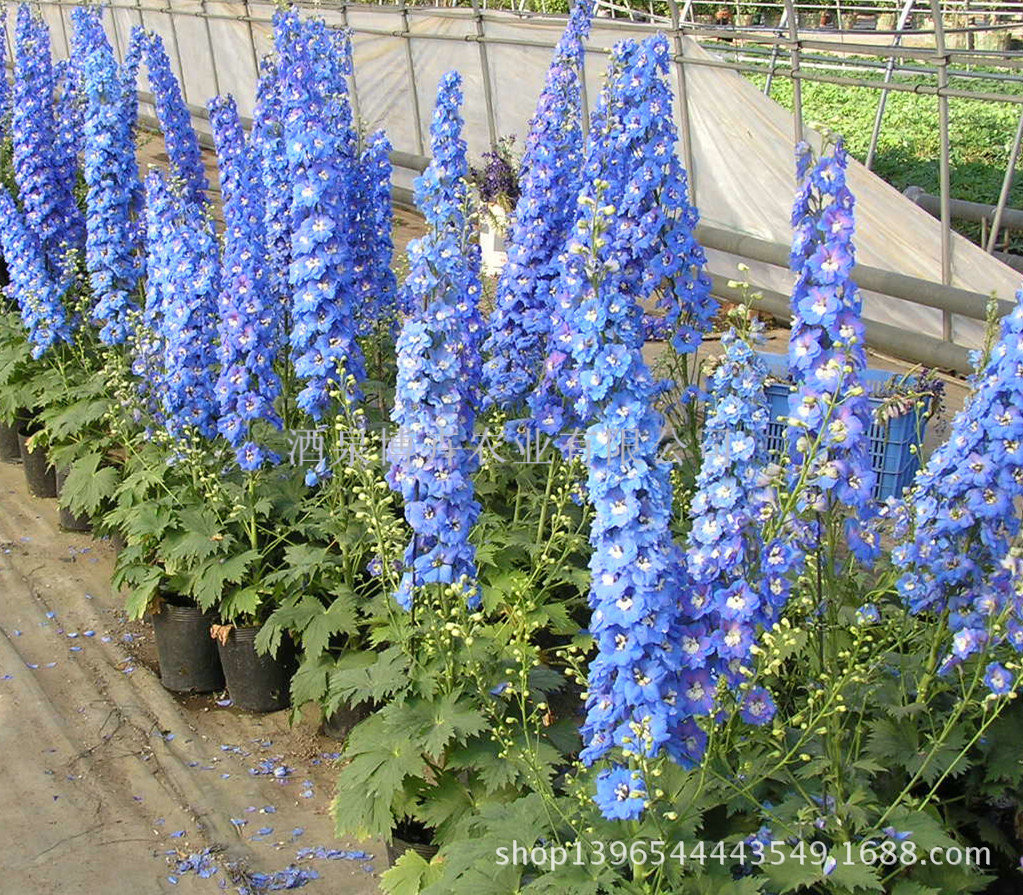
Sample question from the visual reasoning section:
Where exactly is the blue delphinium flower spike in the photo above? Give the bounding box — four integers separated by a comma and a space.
559, 37, 709, 821
143, 171, 219, 440
386, 72, 482, 612
352, 130, 398, 336
482, 0, 593, 415
682, 319, 779, 726
786, 140, 877, 529
530, 32, 712, 444
275, 9, 365, 418
209, 94, 283, 471
893, 293, 1023, 686
75, 7, 144, 344
0, 187, 73, 356
142, 31, 208, 207
12, 6, 84, 266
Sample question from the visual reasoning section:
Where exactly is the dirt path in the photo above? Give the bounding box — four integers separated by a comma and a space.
0, 462, 383, 894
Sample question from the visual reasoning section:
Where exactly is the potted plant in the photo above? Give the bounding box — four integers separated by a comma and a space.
470, 136, 520, 276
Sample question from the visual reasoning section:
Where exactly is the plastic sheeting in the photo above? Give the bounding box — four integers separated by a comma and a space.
12, 1, 1022, 350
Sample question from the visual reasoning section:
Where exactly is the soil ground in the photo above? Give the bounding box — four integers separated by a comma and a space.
0, 456, 384, 894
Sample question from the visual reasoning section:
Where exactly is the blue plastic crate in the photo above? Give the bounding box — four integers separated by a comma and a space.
758, 353, 927, 500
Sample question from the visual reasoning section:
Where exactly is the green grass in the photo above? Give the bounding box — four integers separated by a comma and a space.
748, 69, 1023, 247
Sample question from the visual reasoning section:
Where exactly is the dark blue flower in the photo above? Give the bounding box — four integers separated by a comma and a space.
274, 9, 365, 419
0, 187, 73, 356
11, 6, 84, 269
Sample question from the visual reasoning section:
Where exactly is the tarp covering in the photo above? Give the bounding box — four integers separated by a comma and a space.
14, 1, 1022, 348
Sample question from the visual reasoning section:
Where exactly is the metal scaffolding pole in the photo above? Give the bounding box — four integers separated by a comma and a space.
781, 0, 804, 146
865, 0, 916, 170
471, 0, 498, 146
400, 3, 425, 156
763, 6, 788, 97
987, 107, 1023, 253
200, 0, 221, 98
338, 2, 364, 133
667, 0, 697, 204
930, 0, 954, 341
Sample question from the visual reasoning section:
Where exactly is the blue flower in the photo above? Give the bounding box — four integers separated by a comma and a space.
252, 55, 290, 314
786, 141, 877, 559
142, 171, 220, 440
0, 11, 8, 124
984, 661, 1013, 696
0, 187, 73, 356
74, 6, 145, 344
141, 31, 208, 208
559, 39, 712, 816
894, 294, 1023, 668
275, 9, 365, 419
352, 130, 397, 335
208, 94, 283, 469
593, 765, 647, 821
482, 0, 593, 414
386, 72, 482, 611
530, 33, 713, 441
740, 686, 776, 726
11, 6, 83, 269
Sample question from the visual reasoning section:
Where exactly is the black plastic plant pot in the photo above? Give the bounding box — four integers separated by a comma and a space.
17, 429, 56, 498
152, 602, 225, 693
217, 625, 292, 712
55, 467, 92, 532
321, 700, 374, 742
386, 819, 439, 866
0, 421, 20, 463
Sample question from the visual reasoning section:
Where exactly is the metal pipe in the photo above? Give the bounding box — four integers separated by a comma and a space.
929, 0, 954, 340
400, 3, 425, 155
241, 0, 262, 91
338, 2, 364, 133
666, 0, 697, 203
470, 0, 499, 146
763, 6, 786, 96
865, 0, 915, 170
987, 107, 1023, 253
781, 0, 803, 145
904, 184, 1023, 229
696, 222, 1013, 321
714, 274, 974, 373
201, 0, 221, 98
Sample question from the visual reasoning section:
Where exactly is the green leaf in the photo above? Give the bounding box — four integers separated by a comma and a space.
186, 550, 260, 611
219, 586, 262, 622
825, 857, 883, 892
60, 453, 120, 515
380, 849, 443, 895
162, 506, 228, 563
289, 652, 333, 708
890, 883, 940, 895
302, 588, 359, 658
390, 692, 487, 759
123, 567, 162, 619
332, 713, 428, 840
326, 646, 409, 706
762, 851, 832, 893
